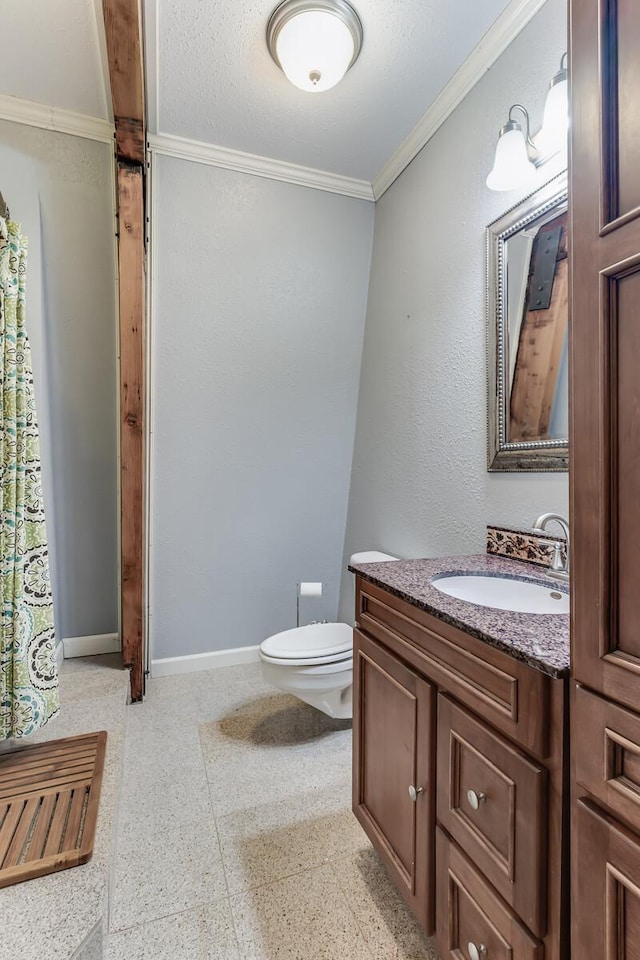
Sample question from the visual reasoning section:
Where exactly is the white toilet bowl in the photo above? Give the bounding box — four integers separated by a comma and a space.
260, 551, 397, 719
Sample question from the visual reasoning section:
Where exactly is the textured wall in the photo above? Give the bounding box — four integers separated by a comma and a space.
0, 122, 119, 642
339, 0, 569, 622
0, 0, 109, 119
150, 156, 374, 660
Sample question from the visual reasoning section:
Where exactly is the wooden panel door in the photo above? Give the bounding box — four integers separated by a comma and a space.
352, 628, 436, 933
574, 799, 640, 959
571, 0, 640, 708
571, 0, 640, 954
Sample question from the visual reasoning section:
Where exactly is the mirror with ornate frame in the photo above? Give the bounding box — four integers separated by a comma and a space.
487, 172, 569, 472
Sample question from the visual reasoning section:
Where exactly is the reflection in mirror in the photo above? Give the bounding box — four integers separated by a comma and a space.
487, 173, 569, 471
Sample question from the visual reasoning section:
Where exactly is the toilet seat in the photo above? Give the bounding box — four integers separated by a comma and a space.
260, 622, 352, 667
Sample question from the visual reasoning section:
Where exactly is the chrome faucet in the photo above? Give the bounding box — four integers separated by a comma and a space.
532, 513, 570, 583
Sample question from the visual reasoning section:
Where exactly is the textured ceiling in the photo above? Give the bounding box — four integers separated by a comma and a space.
0, 0, 521, 184
0, 0, 110, 119
152, 0, 513, 181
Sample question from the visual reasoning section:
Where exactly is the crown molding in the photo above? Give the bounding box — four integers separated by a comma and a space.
0, 93, 114, 144
372, 0, 549, 199
148, 132, 375, 201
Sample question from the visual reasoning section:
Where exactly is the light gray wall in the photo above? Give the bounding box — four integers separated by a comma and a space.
150, 156, 374, 660
0, 122, 118, 642
339, 0, 569, 622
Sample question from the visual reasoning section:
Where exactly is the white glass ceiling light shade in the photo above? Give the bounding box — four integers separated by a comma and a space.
486, 109, 537, 192
267, 0, 363, 93
536, 54, 569, 156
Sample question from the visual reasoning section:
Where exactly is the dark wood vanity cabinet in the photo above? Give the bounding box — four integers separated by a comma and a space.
352, 576, 568, 960
569, 0, 640, 954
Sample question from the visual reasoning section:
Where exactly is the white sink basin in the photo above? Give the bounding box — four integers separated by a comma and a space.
431, 574, 569, 614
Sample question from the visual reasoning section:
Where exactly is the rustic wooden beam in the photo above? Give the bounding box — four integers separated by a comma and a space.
117, 163, 146, 701
102, 0, 145, 163
102, 0, 146, 700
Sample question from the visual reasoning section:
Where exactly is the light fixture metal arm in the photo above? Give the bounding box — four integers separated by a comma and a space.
508, 104, 536, 150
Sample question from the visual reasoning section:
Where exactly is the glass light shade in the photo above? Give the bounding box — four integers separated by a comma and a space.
276, 10, 355, 92
536, 77, 569, 156
486, 127, 537, 192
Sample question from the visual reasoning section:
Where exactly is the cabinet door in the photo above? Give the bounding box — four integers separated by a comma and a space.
353, 628, 435, 932
571, 0, 640, 710
574, 798, 640, 959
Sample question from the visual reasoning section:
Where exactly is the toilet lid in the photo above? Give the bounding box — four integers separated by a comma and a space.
261, 622, 353, 660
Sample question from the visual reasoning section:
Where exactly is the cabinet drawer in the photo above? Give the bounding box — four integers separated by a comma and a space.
436, 828, 544, 960
437, 695, 547, 936
356, 578, 549, 758
574, 683, 640, 835
573, 799, 640, 959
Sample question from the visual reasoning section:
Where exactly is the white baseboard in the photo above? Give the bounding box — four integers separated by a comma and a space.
56, 641, 64, 668
151, 644, 261, 679
63, 632, 121, 659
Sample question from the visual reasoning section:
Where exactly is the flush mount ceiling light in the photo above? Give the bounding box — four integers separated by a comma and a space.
267, 0, 363, 93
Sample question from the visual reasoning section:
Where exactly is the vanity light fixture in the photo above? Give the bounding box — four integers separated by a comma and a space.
487, 53, 569, 191
267, 0, 363, 93
535, 53, 569, 157
486, 104, 538, 192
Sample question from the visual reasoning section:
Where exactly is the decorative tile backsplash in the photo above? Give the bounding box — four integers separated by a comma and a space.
487, 524, 564, 568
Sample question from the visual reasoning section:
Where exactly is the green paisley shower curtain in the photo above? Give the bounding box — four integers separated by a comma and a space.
0, 216, 58, 740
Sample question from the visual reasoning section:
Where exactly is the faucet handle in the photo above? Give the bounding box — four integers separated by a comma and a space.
539, 540, 566, 571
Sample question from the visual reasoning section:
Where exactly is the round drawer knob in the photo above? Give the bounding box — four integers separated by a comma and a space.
468, 942, 487, 960
408, 784, 424, 802
466, 789, 487, 811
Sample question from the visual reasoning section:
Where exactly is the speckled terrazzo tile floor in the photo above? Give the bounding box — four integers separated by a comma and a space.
107, 663, 440, 960
2, 657, 439, 959
0, 653, 129, 960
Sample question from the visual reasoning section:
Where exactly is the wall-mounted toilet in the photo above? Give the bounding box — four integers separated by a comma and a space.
259, 552, 398, 720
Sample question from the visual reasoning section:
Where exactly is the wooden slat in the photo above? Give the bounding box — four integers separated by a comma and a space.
62, 788, 88, 852
26, 794, 56, 862
78, 732, 108, 859
2, 743, 97, 769
0, 753, 97, 787
3, 798, 40, 868
0, 771, 93, 800
6, 732, 100, 758
0, 803, 25, 865
0, 732, 107, 888
118, 163, 145, 701
43, 791, 72, 858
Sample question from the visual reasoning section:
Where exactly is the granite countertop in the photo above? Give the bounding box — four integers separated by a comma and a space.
348, 554, 570, 679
